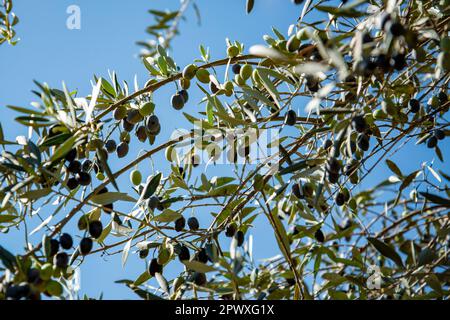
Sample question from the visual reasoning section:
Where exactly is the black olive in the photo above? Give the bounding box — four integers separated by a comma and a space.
47, 239, 59, 258
122, 119, 135, 132
59, 233, 73, 250
27, 268, 41, 284
149, 258, 163, 276
408, 99, 420, 113
67, 160, 81, 174
335, 192, 346, 206
76, 171, 91, 186
136, 126, 147, 142
139, 249, 149, 259
178, 245, 190, 261
235, 230, 244, 247
225, 224, 237, 237
81, 159, 92, 172
64, 148, 77, 162
434, 129, 445, 140
196, 248, 209, 264
174, 216, 186, 232
117, 142, 129, 158
146, 115, 160, 135
171, 93, 185, 110
285, 110, 297, 126
79, 237, 93, 255
427, 136, 438, 148
88, 221, 103, 239
314, 228, 325, 243
187, 217, 200, 231
357, 133, 370, 151
193, 272, 207, 286
232, 64, 241, 74
352, 115, 367, 133
105, 140, 117, 153
54, 252, 69, 268
67, 177, 79, 190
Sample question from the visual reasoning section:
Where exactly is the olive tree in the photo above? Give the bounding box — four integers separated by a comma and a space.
1, 0, 450, 300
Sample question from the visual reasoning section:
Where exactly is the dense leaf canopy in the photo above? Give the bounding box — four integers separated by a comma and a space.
0, 0, 449, 300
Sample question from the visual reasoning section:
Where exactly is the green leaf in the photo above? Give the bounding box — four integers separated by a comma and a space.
91, 192, 136, 205
182, 260, 216, 273
367, 237, 404, 268
385, 160, 402, 177
19, 188, 52, 201
0, 245, 17, 271
50, 135, 76, 162
141, 173, 162, 200
419, 192, 450, 207
417, 248, 437, 266
153, 209, 181, 223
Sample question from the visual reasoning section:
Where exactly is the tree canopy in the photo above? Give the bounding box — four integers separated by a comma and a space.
0, 0, 450, 300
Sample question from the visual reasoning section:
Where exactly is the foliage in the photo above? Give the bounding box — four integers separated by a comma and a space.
0, 0, 450, 300
0, 0, 19, 46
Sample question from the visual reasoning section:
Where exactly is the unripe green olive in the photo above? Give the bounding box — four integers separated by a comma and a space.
373, 109, 387, 120
240, 64, 253, 80
114, 105, 127, 120
196, 68, 210, 83
235, 74, 246, 86
139, 102, 155, 117
182, 64, 198, 80
227, 45, 239, 58
130, 169, 142, 186
179, 77, 191, 90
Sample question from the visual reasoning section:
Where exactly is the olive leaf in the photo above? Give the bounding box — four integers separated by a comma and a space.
367, 237, 404, 269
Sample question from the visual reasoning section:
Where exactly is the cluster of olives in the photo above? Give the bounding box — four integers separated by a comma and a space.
65, 149, 92, 190
110, 103, 160, 158
172, 216, 200, 232
427, 128, 446, 148
179, 63, 234, 105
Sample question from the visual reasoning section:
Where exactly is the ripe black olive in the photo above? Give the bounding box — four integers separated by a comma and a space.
105, 140, 117, 153
174, 216, 186, 232
67, 177, 79, 190
193, 272, 207, 286
76, 172, 91, 186
149, 258, 163, 276
225, 224, 237, 237
79, 237, 93, 255
357, 133, 370, 151
81, 159, 92, 172
171, 93, 185, 110
178, 245, 190, 261
117, 142, 129, 158
196, 248, 209, 264
408, 99, 420, 113
49, 239, 59, 256
285, 110, 297, 126
232, 64, 241, 75
314, 228, 325, 243
67, 160, 81, 174
235, 230, 244, 247
65, 148, 77, 162
434, 129, 445, 140
187, 217, 200, 231
88, 220, 103, 239
427, 136, 438, 148
54, 252, 69, 268
335, 192, 346, 206
59, 233, 73, 250
352, 115, 367, 133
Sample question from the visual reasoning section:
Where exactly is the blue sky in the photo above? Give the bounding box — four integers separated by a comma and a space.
1, 0, 449, 299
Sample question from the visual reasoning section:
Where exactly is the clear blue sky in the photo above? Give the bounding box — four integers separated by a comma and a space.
0, 0, 448, 299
